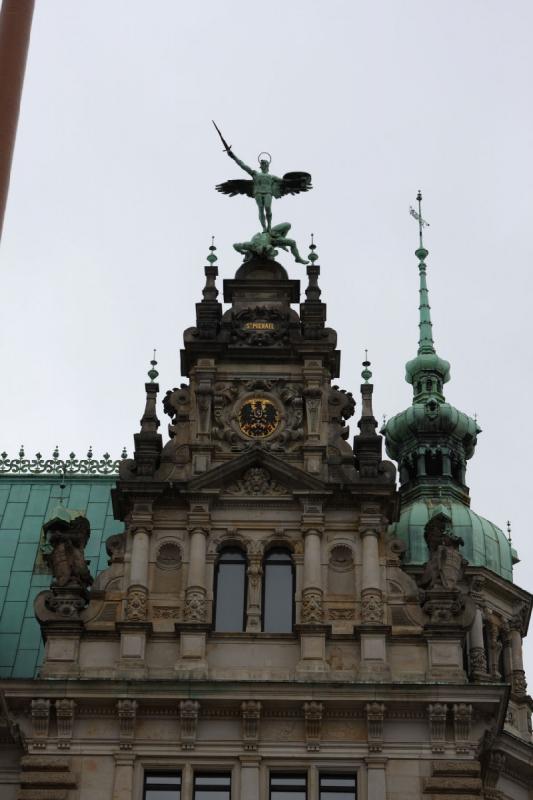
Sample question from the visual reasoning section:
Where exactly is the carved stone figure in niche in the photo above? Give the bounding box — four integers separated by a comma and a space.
417, 510, 473, 625
419, 511, 466, 592
327, 385, 355, 459
41, 512, 93, 617
225, 467, 288, 497
105, 532, 126, 565
43, 514, 93, 590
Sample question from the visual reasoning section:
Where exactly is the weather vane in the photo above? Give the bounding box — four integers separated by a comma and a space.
409, 190, 430, 249
212, 121, 312, 265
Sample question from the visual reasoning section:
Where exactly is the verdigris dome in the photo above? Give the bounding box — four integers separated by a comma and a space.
392, 498, 514, 581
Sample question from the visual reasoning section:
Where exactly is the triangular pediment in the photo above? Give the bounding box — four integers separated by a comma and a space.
186, 447, 329, 497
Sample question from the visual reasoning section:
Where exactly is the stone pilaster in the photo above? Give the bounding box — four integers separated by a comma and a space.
112, 753, 136, 800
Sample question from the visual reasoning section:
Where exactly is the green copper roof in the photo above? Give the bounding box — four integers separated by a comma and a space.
0, 475, 120, 679
392, 498, 514, 581
404, 247, 450, 402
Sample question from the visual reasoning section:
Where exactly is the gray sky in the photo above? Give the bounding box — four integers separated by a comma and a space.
2, 0, 533, 673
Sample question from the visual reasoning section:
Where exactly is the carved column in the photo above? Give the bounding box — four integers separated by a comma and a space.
360, 528, 383, 624
302, 528, 323, 623
246, 541, 263, 632
126, 524, 152, 621
509, 616, 527, 696
184, 528, 208, 622
469, 607, 488, 680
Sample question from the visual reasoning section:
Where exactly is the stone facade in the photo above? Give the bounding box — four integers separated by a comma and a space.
0, 250, 532, 799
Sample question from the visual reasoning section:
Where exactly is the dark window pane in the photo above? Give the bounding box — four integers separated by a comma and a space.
194, 773, 231, 800
263, 550, 293, 632
215, 549, 246, 632
319, 774, 356, 800
270, 772, 306, 799
144, 771, 181, 800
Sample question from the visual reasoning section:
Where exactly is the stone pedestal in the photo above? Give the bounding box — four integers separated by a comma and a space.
175, 623, 209, 679
426, 630, 466, 681
295, 624, 329, 677
116, 621, 152, 678
357, 629, 391, 682
39, 620, 83, 679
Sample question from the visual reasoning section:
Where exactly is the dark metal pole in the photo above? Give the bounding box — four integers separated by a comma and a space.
0, 0, 35, 242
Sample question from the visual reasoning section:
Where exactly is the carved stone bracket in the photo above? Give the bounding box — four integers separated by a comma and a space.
56, 699, 76, 748
453, 703, 472, 753
241, 701, 262, 751
302, 588, 323, 624
428, 703, 447, 752
125, 584, 148, 622
117, 699, 137, 749
180, 700, 200, 750
361, 589, 384, 624
31, 699, 50, 745
303, 701, 323, 751
184, 587, 207, 623
366, 702, 385, 752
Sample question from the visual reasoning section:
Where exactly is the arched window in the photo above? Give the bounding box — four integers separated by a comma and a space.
214, 547, 247, 632
262, 548, 294, 633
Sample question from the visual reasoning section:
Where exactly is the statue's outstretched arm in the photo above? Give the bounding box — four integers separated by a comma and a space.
228, 149, 254, 177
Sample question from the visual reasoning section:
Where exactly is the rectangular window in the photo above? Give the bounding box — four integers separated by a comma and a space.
270, 773, 307, 800
319, 773, 357, 800
144, 771, 181, 800
193, 773, 231, 800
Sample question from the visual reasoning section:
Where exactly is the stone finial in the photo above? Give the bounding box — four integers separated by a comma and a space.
117, 699, 137, 749
31, 699, 50, 743
241, 701, 262, 751
428, 703, 447, 752
180, 700, 200, 750
303, 701, 323, 751
366, 702, 385, 752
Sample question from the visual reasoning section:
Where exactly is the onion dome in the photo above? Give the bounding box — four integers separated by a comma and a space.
383, 193, 514, 580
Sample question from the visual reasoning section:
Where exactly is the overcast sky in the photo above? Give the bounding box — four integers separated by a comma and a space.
2, 0, 533, 673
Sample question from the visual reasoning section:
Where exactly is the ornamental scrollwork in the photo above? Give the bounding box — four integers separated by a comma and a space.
0, 446, 125, 475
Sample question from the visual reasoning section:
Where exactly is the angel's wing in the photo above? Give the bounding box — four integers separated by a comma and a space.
216, 179, 254, 198
279, 171, 313, 197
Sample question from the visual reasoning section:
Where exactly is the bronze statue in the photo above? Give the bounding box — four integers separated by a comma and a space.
213, 121, 312, 232
233, 222, 308, 264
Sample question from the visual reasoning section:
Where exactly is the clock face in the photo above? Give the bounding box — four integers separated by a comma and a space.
238, 397, 280, 439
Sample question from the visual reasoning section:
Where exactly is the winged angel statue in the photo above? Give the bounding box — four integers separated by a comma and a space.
213, 121, 312, 234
